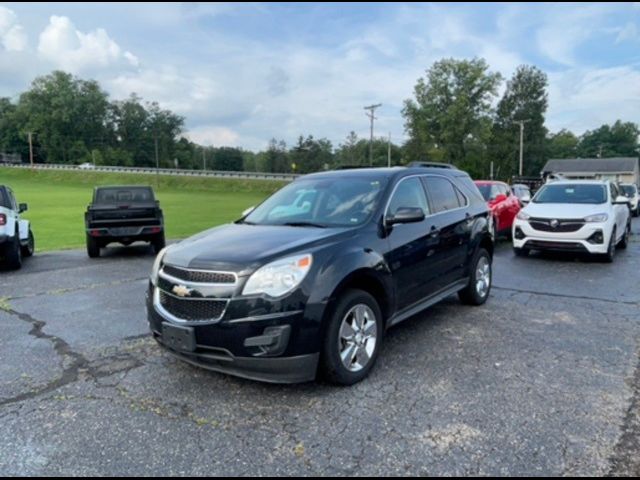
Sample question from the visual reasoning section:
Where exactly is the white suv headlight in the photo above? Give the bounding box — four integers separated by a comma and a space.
517, 211, 530, 221
243, 253, 313, 298
150, 247, 168, 286
584, 213, 608, 223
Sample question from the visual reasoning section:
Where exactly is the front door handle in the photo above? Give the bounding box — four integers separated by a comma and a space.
429, 226, 440, 238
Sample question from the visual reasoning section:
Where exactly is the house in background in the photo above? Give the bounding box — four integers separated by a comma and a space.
541, 157, 640, 186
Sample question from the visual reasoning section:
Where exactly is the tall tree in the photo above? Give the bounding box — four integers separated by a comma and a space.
492, 65, 549, 178
546, 129, 579, 159
402, 58, 502, 176
577, 120, 640, 158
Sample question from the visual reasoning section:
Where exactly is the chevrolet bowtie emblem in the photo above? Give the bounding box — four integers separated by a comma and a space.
172, 285, 192, 298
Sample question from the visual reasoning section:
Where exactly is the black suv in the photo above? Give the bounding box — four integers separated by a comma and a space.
147, 167, 493, 385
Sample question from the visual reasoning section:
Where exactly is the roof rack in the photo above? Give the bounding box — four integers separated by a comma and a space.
408, 161, 457, 170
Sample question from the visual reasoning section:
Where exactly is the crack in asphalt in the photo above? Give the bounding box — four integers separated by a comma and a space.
0, 307, 145, 408
3, 276, 149, 302
493, 285, 639, 306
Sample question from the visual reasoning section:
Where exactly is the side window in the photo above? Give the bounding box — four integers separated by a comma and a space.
610, 184, 618, 202
8, 189, 17, 211
424, 177, 462, 213
387, 178, 430, 217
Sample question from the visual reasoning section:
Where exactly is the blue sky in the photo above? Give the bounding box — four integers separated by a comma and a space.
1, 2, 639, 151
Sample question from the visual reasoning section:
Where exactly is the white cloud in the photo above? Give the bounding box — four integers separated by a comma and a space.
0, 6, 27, 52
186, 126, 240, 147
37, 15, 136, 73
615, 22, 639, 43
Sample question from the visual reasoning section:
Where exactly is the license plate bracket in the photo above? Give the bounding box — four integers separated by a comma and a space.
162, 323, 196, 352
110, 227, 139, 236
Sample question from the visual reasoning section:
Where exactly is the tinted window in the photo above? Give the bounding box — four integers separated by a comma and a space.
533, 184, 607, 204
621, 185, 637, 196
0, 188, 9, 208
387, 177, 429, 217
245, 177, 387, 227
425, 176, 462, 213
95, 187, 155, 204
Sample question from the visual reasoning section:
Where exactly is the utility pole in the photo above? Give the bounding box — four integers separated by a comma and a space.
387, 132, 391, 168
364, 103, 382, 166
514, 119, 530, 176
27, 131, 34, 168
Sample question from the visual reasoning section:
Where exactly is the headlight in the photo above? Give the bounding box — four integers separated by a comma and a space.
517, 211, 530, 221
243, 253, 313, 298
584, 213, 608, 223
150, 247, 168, 286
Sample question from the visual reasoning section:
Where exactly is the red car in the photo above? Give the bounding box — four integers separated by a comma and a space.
474, 181, 521, 238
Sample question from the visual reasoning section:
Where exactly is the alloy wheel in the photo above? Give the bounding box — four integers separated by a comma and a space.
475, 256, 491, 298
338, 304, 378, 373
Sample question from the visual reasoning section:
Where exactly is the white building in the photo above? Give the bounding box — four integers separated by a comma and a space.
542, 157, 639, 186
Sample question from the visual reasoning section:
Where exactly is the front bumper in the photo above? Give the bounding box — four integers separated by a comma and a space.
513, 219, 610, 254
146, 284, 324, 383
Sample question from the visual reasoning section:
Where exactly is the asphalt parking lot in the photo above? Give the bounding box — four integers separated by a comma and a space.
1, 220, 639, 476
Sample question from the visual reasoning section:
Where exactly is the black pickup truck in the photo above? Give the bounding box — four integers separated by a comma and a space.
85, 186, 165, 258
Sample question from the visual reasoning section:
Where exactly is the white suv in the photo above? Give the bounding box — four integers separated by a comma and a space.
0, 185, 35, 270
619, 183, 639, 217
512, 180, 631, 262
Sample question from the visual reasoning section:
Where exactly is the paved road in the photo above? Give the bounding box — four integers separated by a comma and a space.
1, 220, 639, 475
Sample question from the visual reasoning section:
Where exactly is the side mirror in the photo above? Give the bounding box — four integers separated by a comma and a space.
242, 206, 256, 217
386, 207, 425, 226
19, 203, 28, 213
614, 196, 630, 205
521, 194, 531, 204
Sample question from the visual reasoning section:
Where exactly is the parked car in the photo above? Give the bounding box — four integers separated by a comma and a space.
85, 186, 165, 258
513, 180, 631, 262
147, 167, 494, 385
78, 162, 95, 170
0, 185, 34, 269
474, 181, 521, 238
619, 183, 639, 217
511, 183, 532, 206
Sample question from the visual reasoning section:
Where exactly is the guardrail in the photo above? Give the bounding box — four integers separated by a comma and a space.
0, 162, 299, 182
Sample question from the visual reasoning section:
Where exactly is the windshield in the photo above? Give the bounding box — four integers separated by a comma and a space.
95, 187, 155, 204
476, 184, 492, 201
620, 185, 637, 196
533, 184, 607, 204
243, 177, 387, 227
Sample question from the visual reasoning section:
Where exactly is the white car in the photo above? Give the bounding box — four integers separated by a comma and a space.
619, 183, 639, 217
512, 180, 631, 262
0, 185, 35, 270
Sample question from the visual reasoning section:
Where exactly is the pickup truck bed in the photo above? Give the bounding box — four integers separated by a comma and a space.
85, 186, 165, 258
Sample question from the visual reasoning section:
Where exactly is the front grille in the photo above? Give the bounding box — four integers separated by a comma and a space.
162, 265, 236, 284
529, 218, 585, 233
527, 240, 587, 252
159, 291, 227, 322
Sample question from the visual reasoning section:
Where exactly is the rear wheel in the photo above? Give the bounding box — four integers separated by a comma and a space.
4, 230, 22, 270
320, 289, 383, 385
21, 229, 34, 257
459, 248, 492, 305
86, 234, 100, 258
152, 233, 166, 254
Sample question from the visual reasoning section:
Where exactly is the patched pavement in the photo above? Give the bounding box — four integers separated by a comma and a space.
1, 220, 639, 475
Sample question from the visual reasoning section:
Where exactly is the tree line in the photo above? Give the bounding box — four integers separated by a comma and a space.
1, 65, 638, 180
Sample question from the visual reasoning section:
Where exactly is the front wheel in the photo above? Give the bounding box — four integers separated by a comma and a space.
513, 246, 530, 257
320, 289, 384, 386
21, 230, 34, 257
152, 233, 166, 254
459, 248, 492, 305
601, 228, 616, 263
618, 223, 630, 249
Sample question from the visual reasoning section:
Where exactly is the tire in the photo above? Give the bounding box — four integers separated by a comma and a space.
4, 231, 22, 270
152, 233, 166, 254
458, 248, 492, 306
86, 234, 101, 258
320, 289, 384, 386
602, 228, 616, 263
21, 229, 34, 257
618, 223, 630, 250
513, 247, 529, 257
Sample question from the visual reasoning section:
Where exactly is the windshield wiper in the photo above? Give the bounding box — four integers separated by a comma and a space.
235, 219, 257, 225
281, 221, 327, 228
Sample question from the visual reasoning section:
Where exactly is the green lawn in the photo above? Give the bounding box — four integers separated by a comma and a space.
0, 167, 285, 252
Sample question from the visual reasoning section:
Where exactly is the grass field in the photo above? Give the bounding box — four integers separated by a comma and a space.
0, 167, 285, 252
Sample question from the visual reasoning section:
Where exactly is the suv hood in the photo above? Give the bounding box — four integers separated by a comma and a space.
523, 202, 608, 219
163, 223, 351, 273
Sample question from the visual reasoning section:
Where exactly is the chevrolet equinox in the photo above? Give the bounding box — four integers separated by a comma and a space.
147, 167, 493, 385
